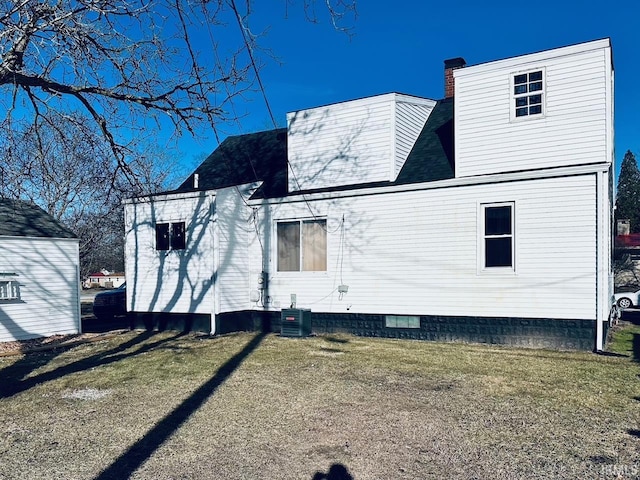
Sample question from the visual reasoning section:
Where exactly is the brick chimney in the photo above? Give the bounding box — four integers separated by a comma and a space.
444, 57, 466, 98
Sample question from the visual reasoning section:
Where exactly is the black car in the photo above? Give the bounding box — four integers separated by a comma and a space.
92, 283, 127, 320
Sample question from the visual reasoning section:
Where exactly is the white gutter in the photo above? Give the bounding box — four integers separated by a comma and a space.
122, 189, 217, 205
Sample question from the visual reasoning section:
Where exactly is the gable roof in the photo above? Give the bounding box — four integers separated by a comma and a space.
172, 97, 454, 199
0, 199, 77, 239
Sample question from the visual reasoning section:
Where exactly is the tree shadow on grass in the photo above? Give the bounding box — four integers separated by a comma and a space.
629, 334, 640, 439
0, 331, 182, 399
81, 314, 131, 333
94, 332, 266, 480
633, 333, 640, 363
324, 336, 349, 344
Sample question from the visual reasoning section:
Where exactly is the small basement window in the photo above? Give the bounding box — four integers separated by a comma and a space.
512, 69, 544, 119
0, 273, 20, 301
385, 315, 420, 329
156, 222, 186, 251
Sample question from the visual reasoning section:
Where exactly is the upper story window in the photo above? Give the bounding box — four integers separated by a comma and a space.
481, 203, 514, 270
0, 273, 20, 301
277, 219, 327, 272
512, 69, 544, 119
156, 222, 186, 251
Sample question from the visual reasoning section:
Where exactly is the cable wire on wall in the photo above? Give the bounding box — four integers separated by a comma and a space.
229, 0, 338, 229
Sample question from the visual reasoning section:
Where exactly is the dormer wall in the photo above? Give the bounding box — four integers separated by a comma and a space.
453, 39, 613, 178
286, 93, 436, 192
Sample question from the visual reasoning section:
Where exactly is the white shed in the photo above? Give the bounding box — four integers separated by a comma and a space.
0, 199, 81, 342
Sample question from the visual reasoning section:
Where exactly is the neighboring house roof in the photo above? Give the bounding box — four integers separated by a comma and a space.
0, 199, 77, 239
171, 97, 454, 199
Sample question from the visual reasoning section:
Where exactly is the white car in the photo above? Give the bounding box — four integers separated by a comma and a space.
614, 289, 640, 309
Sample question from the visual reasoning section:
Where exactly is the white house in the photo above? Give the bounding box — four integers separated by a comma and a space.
124, 39, 615, 350
0, 199, 81, 342
85, 271, 125, 289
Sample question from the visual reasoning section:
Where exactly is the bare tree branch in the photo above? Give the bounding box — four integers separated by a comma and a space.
0, 1, 355, 191
0, 111, 176, 277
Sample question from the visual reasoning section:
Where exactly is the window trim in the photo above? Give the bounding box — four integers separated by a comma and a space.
479, 202, 516, 274
276, 217, 328, 273
155, 221, 187, 252
510, 67, 545, 121
0, 273, 20, 301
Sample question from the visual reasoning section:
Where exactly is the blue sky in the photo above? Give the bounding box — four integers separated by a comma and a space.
175, 0, 638, 182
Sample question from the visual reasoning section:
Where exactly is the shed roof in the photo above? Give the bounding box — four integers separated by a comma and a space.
0, 199, 77, 239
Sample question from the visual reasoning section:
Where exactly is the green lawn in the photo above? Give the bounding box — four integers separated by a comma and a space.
1, 327, 639, 479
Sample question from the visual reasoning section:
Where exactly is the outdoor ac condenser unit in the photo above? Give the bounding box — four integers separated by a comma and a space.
280, 309, 312, 338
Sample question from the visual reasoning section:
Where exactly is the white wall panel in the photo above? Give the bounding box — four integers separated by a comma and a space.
455, 43, 612, 177
125, 187, 259, 316
215, 187, 254, 313
125, 192, 215, 314
252, 174, 597, 321
0, 238, 80, 342
287, 94, 434, 191
395, 102, 433, 176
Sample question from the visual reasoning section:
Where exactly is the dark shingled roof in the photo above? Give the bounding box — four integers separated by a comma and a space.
0, 199, 77, 239
173, 97, 454, 199
174, 128, 288, 197
395, 97, 454, 184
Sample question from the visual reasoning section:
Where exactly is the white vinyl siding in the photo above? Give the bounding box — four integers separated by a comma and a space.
215, 187, 255, 313
455, 41, 612, 177
287, 93, 435, 191
124, 186, 256, 316
125, 192, 215, 314
395, 101, 433, 176
0, 238, 80, 342
251, 174, 597, 321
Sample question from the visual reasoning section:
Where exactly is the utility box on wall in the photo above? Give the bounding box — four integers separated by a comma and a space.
280, 309, 312, 337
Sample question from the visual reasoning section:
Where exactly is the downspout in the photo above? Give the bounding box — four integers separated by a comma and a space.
595, 170, 606, 352
210, 193, 218, 336
76, 242, 82, 334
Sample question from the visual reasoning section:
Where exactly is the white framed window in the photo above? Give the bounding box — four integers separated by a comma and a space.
277, 219, 327, 272
511, 69, 544, 120
155, 222, 186, 251
481, 203, 515, 271
0, 273, 20, 301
